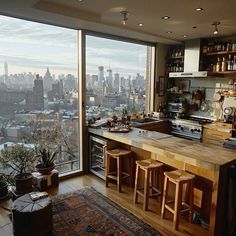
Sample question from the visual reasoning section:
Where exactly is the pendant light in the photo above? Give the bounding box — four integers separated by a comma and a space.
120, 11, 129, 25
212, 22, 220, 35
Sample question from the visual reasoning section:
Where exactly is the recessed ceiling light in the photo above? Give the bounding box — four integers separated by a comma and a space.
166, 31, 173, 34
183, 35, 188, 38
195, 7, 203, 11
192, 26, 197, 29
138, 23, 143, 27
162, 16, 170, 20
78, 0, 84, 2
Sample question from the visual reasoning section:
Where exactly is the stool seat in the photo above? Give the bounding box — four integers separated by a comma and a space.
164, 170, 195, 183
134, 159, 163, 211
105, 148, 133, 192
106, 148, 131, 157
136, 159, 163, 169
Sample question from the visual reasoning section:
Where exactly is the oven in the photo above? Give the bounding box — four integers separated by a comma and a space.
171, 119, 202, 141
89, 135, 119, 179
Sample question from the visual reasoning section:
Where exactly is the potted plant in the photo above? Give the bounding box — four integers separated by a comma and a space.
0, 145, 35, 194
0, 174, 8, 198
35, 146, 58, 175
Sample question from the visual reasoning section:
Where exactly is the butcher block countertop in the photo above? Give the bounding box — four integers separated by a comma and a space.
203, 122, 232, 133
89, 127, 236, 169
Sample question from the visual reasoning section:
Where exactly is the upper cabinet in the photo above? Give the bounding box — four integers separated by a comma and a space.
200, 39, 236, 76
166, 45, 184, 75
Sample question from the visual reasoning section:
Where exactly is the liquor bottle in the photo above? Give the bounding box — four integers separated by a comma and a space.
233, 56, 236, 71
216, 57, 221, 72
227, 55, 232, 71
221, 57, 227, 72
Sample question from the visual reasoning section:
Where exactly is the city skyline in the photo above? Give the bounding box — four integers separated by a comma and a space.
0, 15, 147, 77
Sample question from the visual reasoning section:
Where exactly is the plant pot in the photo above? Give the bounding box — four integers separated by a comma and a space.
15, 173, 33, 194
0, 181, 8, 198
35, 163, 55, 175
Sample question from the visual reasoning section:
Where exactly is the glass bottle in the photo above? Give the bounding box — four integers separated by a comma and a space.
227, 55, 232, 71
216, 57, 221, 72
221, 57, 227, 72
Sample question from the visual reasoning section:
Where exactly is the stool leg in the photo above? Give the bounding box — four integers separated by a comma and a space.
161, 176, 168, 219
143, 169, 150, 211
189, 180, 194, 223
128, 154, 133, 187
173, 182, 182, 230
105, 154, 110, 188
134, 164, 139, 204
117, 157, 121, 192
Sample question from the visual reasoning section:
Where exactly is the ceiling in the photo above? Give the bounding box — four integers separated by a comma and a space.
1, 0, 236, 44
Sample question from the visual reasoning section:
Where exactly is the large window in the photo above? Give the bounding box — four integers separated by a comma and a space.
85, 35, 154, 121
0, 15, 80, 174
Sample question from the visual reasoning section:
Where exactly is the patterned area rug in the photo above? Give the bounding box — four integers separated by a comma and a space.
52, 186, 162, 236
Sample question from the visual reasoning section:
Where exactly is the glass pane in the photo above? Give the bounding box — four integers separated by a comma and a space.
85, 35, 152, 121
0, 15, 80, 175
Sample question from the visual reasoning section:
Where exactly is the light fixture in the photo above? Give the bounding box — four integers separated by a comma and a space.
138, 23, 143, 27
77, 0, 84, 2
161, 16, 170, 20
183, 35, 188, 38
195, 7, 203, 11
212, 22, 220, 35
120, 11, 129, 25
166, 31, 173, 34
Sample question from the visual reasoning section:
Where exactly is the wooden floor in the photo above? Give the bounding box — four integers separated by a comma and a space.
0, 174, 208, 236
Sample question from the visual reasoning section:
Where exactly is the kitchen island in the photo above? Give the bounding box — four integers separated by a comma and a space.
88, 127, 236, 236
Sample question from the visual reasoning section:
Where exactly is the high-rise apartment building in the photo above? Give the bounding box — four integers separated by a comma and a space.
3, 62, 8, 84
98, 66, 104, 83
25, 74, 44, 110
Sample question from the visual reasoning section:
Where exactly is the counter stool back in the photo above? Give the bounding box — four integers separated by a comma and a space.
161, 169, 195, 230
105, 148, 133, 192
134, 159, 164, 211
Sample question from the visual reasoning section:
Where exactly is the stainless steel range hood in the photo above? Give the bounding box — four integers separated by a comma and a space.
169, 39, 208, 78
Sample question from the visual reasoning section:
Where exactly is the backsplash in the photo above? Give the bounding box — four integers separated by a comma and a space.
174, 77, 236, 120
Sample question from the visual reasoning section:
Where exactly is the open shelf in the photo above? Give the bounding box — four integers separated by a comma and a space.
203, 50, 236, 56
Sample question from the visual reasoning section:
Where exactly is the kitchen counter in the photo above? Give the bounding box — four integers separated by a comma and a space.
203, 122, 232, 133
88, 127, 236, 236
89, 127, 235, 168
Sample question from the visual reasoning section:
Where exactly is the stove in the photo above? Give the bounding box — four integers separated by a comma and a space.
171, 116, 214, 141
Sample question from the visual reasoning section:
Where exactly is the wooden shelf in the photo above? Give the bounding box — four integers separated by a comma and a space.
168, 56, 184, 59
166, 91, 190, 95
219, 93, 236, 97
207, 71, 236, 77
202, 50, 236, 56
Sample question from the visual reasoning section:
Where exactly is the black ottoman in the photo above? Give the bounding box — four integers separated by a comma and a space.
12, 192, 53, 236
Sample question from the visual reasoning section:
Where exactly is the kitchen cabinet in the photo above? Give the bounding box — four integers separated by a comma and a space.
201, 39, 236, 75
202, 122, 232, 146
137, 120, 171, 134
166, 45, 184, 74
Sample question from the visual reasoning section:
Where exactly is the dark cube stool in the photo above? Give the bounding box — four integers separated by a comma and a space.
12, 192, 53, 236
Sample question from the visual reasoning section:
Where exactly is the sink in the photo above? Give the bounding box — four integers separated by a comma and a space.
132, 117, 158, 124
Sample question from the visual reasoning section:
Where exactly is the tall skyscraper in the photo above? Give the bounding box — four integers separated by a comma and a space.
113, 73, 120, 91
106, 69, 113, 85
98, 66, 104, 83
3, 62, 8, 84
43, 67, 54, 92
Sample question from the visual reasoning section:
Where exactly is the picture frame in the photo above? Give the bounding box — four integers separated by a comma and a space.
156, 76, 165, 96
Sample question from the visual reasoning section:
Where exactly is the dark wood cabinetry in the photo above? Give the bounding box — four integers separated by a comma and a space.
201, 39, 236, 76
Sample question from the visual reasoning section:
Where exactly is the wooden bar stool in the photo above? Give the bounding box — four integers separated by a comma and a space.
161, 170, 195, 230
105, 148, 133, 192
133, 159, 163, 211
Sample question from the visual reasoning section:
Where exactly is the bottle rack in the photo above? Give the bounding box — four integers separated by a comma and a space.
166, 45, 184, 74
201, 39, 236, 75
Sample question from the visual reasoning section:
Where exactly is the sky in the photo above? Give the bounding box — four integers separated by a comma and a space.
0, 15, 147, 78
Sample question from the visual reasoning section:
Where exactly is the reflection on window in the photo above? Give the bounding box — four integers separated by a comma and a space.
0, 15, 79, 175
86, 35, 152, 121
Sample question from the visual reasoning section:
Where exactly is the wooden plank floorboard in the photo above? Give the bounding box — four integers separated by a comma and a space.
0, 174, 208, 236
